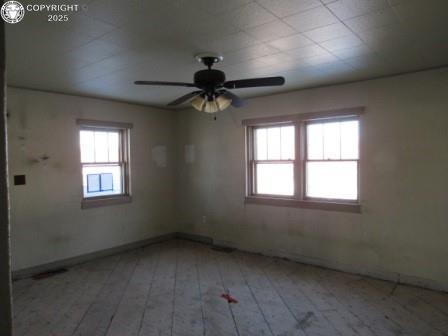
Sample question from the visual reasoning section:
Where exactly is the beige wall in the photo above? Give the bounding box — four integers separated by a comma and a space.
7, 68, 448, 291
7, 88, 177, 271
175, 68, 448, 291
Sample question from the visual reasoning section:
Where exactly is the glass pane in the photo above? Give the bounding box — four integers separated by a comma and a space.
87, 174, 100, 192
108, 132, 120, 162
80, 130, 94, 163
267, 127, 281, 160
340, 120, 359, 159
280, 126, 295, 160
323, 122, 341, 159
100, 173, 114, 191
306, 161, 357, 200
82, 165, 122, 198
94, 131, 108, 162
256, 163, 294, 196
307, 123, 323, 160
255, 128, 267, 160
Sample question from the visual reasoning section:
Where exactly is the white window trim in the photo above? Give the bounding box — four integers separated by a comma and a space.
244, 107, 364, 213
77, 119, 133, 209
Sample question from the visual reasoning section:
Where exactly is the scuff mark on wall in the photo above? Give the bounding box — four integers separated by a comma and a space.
152, 145, 167, 168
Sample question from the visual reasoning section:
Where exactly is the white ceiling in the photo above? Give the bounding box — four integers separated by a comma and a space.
6, 0, 448, 107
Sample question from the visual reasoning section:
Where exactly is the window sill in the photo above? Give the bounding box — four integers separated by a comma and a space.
81, 195, 132, 209
244, 196, 361, 213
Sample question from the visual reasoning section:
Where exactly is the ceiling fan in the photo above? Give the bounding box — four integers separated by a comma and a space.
134, 53, 285, 113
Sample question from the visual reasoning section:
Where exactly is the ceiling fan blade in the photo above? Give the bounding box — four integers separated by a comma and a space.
223, 76, 285, 89
134, 81, 196, 87
220, 90, 245, 108
167, 91, 203, 106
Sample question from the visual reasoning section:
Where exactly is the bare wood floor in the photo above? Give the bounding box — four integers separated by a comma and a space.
13, 240, 448, 336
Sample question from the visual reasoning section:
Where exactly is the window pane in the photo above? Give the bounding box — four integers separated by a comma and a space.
280, 126, 295, 160
323, 122, 341, 159
306, 161, 357, 200
256, 163, 294, 196
80, 130, 95, 163
100, 173, 114, 191
340, 120, 359, 159
87, 174, 100, 192
307, 123, 323, 160
267, 127, 281, 160
94, 131, 108, 162
255, 128, 267, 160
82, 165, 122, 198
108, 132, 120, 162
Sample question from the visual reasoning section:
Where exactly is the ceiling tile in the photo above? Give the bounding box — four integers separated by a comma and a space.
356, 23, 413, 49
330, 44, 372, 59
284, 6, 338, 32
256, 0, 322, 18
267, 33, 314, 51
326, 0, 390, 20
194, 0, 252, 15
286, 44, 330, 59
344, 7, 399, 33
254, 53, 295, 66
223, 44, 280, 66
67, 40, 124, 64
304, 53, 339, 66
197, 32, 261, 54
343, 53, 386, 69
245, 20, 296, 43
61, 13, 117, 39
220, 2, 278, 29
84, 0, 161, 26
320, 34, 363, 52
303, 22, 352, 43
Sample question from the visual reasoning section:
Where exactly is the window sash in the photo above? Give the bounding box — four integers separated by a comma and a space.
80, 128, 124, 164
304, 160, 359, 202
250, 161, 295, 197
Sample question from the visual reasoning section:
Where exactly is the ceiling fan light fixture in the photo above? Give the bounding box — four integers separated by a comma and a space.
216, 95, 232, 111
203, 100, 219, 113
191, 96, 205, 111
191, 94, 232, 113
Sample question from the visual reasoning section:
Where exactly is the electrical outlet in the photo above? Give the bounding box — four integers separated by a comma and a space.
202, 216, 207, 224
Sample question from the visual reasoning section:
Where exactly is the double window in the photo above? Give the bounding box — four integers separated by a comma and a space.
245, 109, 362, 212
77, 120, 132, 208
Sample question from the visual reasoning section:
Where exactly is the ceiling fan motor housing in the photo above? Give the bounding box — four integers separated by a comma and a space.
194, 69, 226, 92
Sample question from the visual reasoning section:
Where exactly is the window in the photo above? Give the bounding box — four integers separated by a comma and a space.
245, 108, 362, 212
252, 125, 295, 196
305, 118, 359, 201
77, 120, 132, 208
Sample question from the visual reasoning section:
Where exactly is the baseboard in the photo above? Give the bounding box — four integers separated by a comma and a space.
12, 233, 175, 280
175, 232, 213, 244
12, 231, 448, 293
178, 232, 448, 293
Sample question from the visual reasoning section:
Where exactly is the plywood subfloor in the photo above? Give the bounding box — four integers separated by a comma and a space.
13, 240, 448, 336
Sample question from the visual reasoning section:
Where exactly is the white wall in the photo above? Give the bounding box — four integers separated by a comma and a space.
7, 88, 177, 271
175, 69, 448, 290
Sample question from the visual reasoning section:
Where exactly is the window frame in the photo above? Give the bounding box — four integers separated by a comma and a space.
244, 107, 363, 213
77, 119, 132, 209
